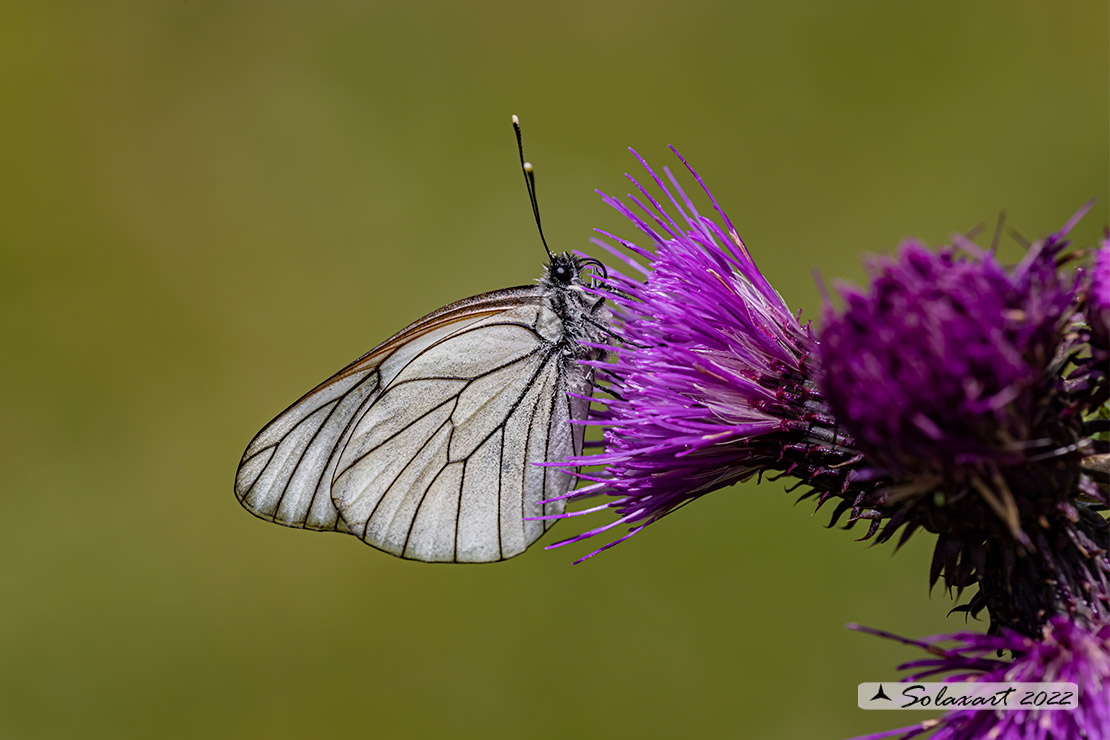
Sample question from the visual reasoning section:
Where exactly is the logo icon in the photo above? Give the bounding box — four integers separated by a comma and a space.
870, 685, 891, 702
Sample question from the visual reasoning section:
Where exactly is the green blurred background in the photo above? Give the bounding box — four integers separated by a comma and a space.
3, 2, 1106, 738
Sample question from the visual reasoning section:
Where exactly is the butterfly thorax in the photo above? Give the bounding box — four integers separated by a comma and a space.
539, 253, 610, 362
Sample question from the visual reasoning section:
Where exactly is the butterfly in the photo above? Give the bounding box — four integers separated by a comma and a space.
234, 117, 612, 562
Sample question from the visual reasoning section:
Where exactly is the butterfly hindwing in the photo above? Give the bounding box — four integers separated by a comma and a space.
331, 302, 576, 562
234, 364, 379, 532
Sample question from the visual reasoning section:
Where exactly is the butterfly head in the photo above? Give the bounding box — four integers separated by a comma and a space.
545, 252, 607, 289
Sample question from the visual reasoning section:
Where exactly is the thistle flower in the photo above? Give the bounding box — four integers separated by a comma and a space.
552, 152, 1108, 629
818, 210, 1110, 634
1088, 238, 1110, 354
849, 617, 1110, 740
1080, 238, 1110, 412
548, 151, 882, 560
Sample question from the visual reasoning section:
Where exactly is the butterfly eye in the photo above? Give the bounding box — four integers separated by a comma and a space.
551, 263, 574, 285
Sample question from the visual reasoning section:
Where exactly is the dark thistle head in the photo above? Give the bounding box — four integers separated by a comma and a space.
819, 207, 1110, 634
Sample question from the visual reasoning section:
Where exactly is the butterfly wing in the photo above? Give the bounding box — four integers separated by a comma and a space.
235, 285, 592, 562
331, 301, 589, 563
234, 286, 544, 535
235, 360, 378, 532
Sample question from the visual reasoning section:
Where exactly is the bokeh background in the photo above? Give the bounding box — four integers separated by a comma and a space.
3, 2, 1107, 738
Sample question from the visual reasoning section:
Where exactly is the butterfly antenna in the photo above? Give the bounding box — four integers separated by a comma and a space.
512, 114, 554, 260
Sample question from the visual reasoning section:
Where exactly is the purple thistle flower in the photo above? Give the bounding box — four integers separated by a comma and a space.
848, 617, 1110, 740
547, 149, 1107, 637
1085, 236, 1110, 371
818, 210, 1109, 634
820, 240, 1072, 487
545, 151, 887, 561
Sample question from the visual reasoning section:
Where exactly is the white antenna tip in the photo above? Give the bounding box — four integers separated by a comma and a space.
523, 161, 534, 173
511, 114, 520, 125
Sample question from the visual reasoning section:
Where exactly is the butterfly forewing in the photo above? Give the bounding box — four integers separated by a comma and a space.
234, 287, 541, 536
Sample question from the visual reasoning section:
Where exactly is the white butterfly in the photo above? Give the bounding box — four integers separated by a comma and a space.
234, 119, 611, 562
